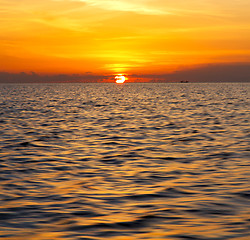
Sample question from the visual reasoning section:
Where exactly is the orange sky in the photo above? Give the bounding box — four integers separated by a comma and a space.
1, 0, 250, 75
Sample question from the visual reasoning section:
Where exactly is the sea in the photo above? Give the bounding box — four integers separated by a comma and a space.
0, 82, 249, 240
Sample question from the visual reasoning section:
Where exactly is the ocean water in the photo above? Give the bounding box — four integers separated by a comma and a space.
0, 82, 249, 240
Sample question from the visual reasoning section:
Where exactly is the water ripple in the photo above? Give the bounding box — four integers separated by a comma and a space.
0, 83, 249, 240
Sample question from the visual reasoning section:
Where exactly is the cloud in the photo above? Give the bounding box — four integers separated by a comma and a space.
150, 63, 250, 82
1, 63, 249, 83
0, 72, 108, 83
60, 0, 250, 18
58, 0, 169, 15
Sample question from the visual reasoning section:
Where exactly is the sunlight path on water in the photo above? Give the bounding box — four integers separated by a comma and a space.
0, 83, 249, 240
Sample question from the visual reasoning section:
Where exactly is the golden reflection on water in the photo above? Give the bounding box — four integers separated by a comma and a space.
0, 83, 249, 239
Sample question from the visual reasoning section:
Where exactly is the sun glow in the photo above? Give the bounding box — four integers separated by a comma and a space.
115, 75, 126, 83
1, 0, 250, 80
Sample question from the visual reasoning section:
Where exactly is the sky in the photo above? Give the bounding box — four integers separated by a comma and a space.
1, 0, 250, 81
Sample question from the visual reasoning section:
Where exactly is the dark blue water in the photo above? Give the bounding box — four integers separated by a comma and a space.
0, 83, 249, 240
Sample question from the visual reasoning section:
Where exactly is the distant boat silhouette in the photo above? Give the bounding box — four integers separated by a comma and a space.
180, 80, 189, 83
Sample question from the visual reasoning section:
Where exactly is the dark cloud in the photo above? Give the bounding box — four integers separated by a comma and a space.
0, 63, 249, 83
0, 72, 109, 83
146, 63, 250, 82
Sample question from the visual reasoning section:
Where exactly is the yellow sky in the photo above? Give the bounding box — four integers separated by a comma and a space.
1, 0, 250, 75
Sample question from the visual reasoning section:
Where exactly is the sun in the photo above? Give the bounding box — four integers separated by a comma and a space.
115, 74, 126, 84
